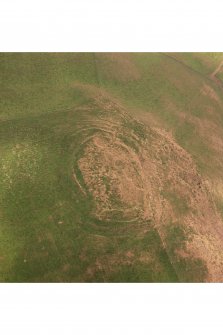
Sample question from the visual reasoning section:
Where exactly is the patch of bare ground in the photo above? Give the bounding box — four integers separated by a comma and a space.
126, 251, 134, 258
71, 84, 223, 281
208, 179, 223, 204
78, 133, 145, 222
147, 127, 223, 281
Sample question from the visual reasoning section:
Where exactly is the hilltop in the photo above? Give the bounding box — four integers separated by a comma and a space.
0, 53, 223, 282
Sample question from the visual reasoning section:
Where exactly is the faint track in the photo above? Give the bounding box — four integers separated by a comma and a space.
211, 60, 223, 78
163, 53, 223, 91
210, 60, 223, 87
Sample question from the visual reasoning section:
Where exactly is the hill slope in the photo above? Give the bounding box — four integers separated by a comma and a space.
0, 53, 223, 282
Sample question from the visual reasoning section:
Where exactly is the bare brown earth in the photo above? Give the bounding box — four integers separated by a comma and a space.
71, 84, 223, 282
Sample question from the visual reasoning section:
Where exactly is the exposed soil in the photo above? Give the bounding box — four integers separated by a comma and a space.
71, 85, 223, 281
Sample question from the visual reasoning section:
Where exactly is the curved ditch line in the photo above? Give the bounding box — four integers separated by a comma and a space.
95, 220, 151, 231
72, 170, 87, 196
75, 120, 120, 130
162, 53, 214, 84
70, 111, 174, 243
72, 127, 116, 139
74, 125, 113, 134
163, 53, 223, 92
74, 119, 117, 127
73, 124, 143, 156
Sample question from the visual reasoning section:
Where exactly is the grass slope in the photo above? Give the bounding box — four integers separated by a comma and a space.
0, 53, 223, 282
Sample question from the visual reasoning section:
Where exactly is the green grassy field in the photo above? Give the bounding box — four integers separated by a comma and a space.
1, 53, 223, 282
